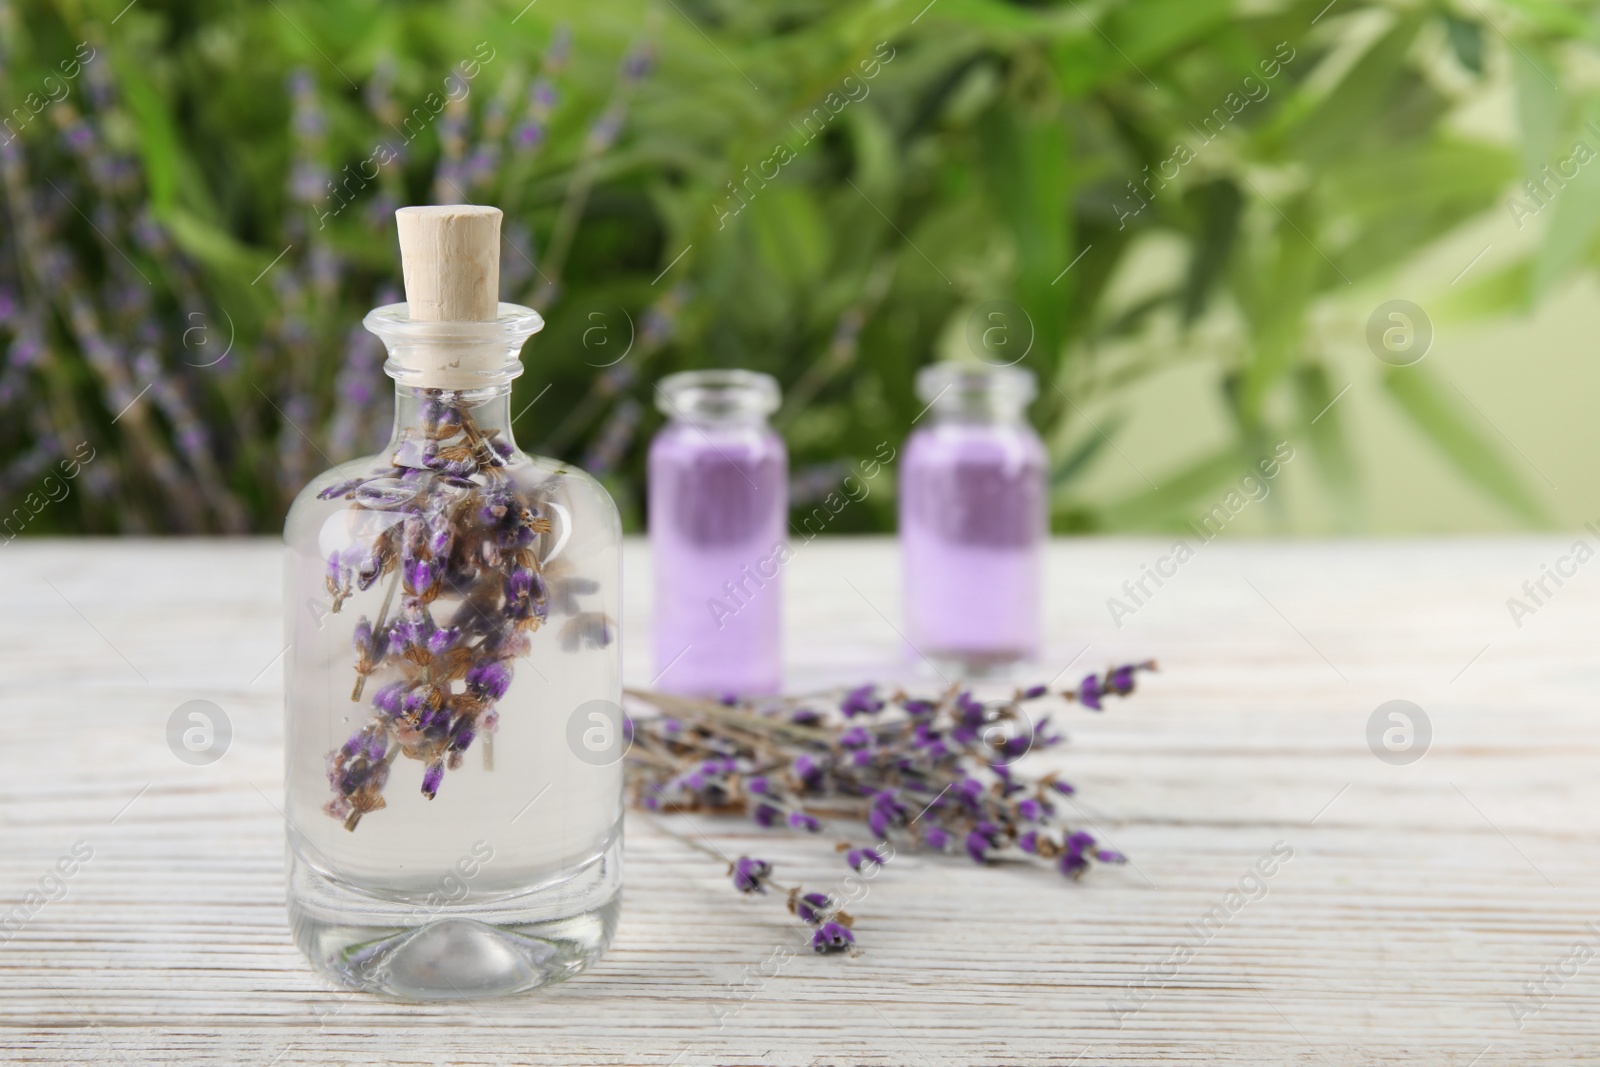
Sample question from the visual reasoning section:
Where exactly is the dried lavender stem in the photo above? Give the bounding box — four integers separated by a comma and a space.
351, 568, 402, 702
625, 688, 833, 744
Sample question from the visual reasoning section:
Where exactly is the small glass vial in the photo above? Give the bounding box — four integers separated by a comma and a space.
900, 362, 1046, 672
648, 370, 787, 697
282, 207, 622, 999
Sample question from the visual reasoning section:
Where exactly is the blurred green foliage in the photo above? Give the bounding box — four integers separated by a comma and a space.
0, 0, 1589, 534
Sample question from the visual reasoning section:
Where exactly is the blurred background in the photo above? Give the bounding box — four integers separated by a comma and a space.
0, 0, 1594, 538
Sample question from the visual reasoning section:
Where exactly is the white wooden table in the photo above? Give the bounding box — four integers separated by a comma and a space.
1, 536, 1595, 1065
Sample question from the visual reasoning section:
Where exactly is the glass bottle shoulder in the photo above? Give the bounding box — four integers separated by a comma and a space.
286, 447, 621, 559
903, 419, 1046, 471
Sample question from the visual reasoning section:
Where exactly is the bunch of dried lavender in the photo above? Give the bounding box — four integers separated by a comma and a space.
623, 662, 1155, 953
317, 391, 608, 830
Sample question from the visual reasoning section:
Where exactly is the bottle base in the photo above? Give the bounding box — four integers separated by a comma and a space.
287, 839, 621, 1000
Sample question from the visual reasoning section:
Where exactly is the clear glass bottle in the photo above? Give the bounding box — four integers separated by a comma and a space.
900, 362, 1046, 672
648, 370, 787, 697
282, 210, 622, 999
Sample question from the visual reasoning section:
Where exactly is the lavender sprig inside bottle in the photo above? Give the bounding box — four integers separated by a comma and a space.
318, 390, 568, 830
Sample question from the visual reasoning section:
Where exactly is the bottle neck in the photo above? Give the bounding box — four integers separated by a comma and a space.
387, 383, 517, 455
915, 363, 1037, 428
925, 395, 1031, 427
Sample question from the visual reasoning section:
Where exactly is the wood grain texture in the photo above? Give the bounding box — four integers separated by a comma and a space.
1, 536, 1597, 1065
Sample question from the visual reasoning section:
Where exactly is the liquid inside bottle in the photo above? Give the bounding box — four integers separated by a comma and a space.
648, 370, 787, 697
900, 362, 1046, 672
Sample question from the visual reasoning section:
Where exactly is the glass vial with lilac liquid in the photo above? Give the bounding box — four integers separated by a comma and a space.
900, 363, 1046, 672
649, 370, 787, 697
282, 207, 623, 1000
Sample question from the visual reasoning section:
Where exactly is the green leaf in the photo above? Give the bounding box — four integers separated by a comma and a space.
1181, 178, 1242, 325
1514, 42, 1564, 180
1443, 14, 1484, 75
1285, 15, 1424, 166
1531, 103, 1600, 299
1432, 259, 1532, 323
1381, 367, 1549, 525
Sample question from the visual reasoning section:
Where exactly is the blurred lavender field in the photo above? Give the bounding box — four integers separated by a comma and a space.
0, 0, 1587, 535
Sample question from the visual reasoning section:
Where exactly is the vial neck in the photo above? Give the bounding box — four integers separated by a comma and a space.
926, 396, 1030, 426
388, 383, 517, 455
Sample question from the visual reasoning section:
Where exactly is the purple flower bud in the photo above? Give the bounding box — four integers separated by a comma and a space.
1017, 830, 1039, 854
846, 848, 884, 872
811, 921, 854, 954
793, 754, 824, 789
466, 661, 512, 701
372, 683, 405, 716
794, 891, 832, 925
1021, 685, 1049, 700
421, 762, 444, 799
506, 567, 535, 601
406, 559, 437, 594
426, 626, 460, 655
746, 775, 770, 796
753, 803, 782, 828
839, 726, 871, 750
366, 733, 387, 762
1051, 780, 1077, 796
840, 685, 883, 718
789, 811, 820, 832
1018, 798, 1044, 822
1079, 673, 1103, 711
925, 826, 950, 850
732, 856, 772, 894
1108, 665, 1136, 695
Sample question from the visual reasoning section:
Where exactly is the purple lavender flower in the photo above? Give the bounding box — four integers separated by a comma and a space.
789, 811, 820, 832
421, 762, 444, 800
753, 803, 782, 828
840, 685, 883, 718
811, 921, 854, 954
1078, 673, 1102, 711
839, 726, 871, 750
793, 754, 824, 790
1061, 830, 1095, 878
1017, 798, 1045, 822
846, 847, 885, 872
793, 892, 833, 925
467, 661, 512, 701
372, 682, 405, 716
731, 856, 772, 894
965, 823, 1001, 864
924, 826, 951, 851
426, 626, 460, 655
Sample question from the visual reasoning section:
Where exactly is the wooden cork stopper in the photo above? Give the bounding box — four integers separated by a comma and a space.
395, 205, 502, 322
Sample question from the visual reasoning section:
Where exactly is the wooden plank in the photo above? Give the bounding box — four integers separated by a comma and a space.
0, 536, 1596, 1064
